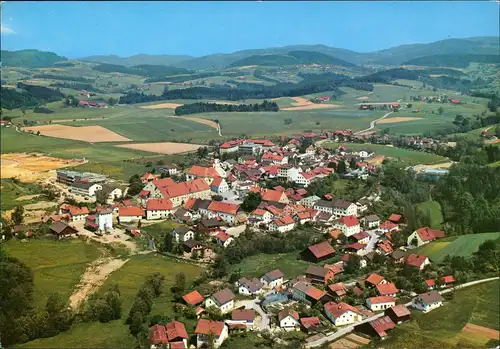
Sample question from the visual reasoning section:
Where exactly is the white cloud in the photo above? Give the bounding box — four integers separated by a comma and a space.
1, 24, 15, 34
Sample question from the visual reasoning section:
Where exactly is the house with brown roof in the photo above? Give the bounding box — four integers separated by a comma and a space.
405, 254, 430, 270
300, 317, 321, 334
365, 273, 387, 287
388, 214, 402, 224
366, 296, 396, 311
324, 301, 362, 326
182, 290, 204, 306
352, 231, 370, 244
194, 319, 228, 348
236, 277, 264, 295
182, 239, 211, 256
149, 324, 168, 347
51, 221, 78, 239
205, 288, 235, 314
303, 241, 336, 262
230, 309, 256, 328
362, 214, 380, 229
291, 281, 331, 305
354, 315, 395, 339
173, 226, 195, 243
390, 249, 406, 263
278, 308, 300, 331
407, 227, 445, 247
327, 283, 347, 299
376, 282, 399, 297
260, 269, 285, 289
305, 265, 335, 285
412, 291, 443, 312
385, 304, 411, 324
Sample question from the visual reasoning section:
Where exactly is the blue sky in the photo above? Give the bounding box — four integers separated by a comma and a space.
1, 1, 498, 58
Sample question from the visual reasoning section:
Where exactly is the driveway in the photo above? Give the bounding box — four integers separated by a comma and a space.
226, 224, 247, 238
220, 191, 242, 204
359, 229, 380, 255
234, 299, 270, 331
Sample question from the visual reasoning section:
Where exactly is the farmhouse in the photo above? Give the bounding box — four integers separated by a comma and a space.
205, 288, 235, 314
85, 208, 113, 231
352, 231, 370, 244
186, 165, 221, 183
324, 301, 362, 326
328, 283, 347, 299
118, 206, 144, 223
300, 317, 321, 334
215, 231, 234, 248
59, 204, 89, 222
405, 254, 431, 270
206, 201, 240, 225
385, 304, 411, 324
365, 273, 387, 287
407, 227, 446, 247
412, 291, 443, 313
300, 195, 321, 208
194, 319, 228, 348
376, 282, 399, 297
152, 178, 211, 207
141, 172, 159, 184
355, 316, 395, 339
146, 199, 174, 220
260, 269, 284, 289
182, 290, 204, 306
305, 265, 335, 285
210, 177, 229, 193
164, 321, 189, 349
236, 277, 264, 295
149, 324, 168, 347
173, 226, 195, 243
231, 309, 256, 329
333, 215, 360, 236
249, 208, 273, 226
304, 241, 336, 262
366, 296, 395, 311
183, 239, 211, 255
51, 221, 78, 239
278, 308, 300, 331
269, 216, 296, 232
362, 214, 380, 229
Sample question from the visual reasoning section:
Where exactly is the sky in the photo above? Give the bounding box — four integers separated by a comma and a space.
1, 1, 499, 58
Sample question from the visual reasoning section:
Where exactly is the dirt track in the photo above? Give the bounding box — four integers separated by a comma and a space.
462, 323, 499, 340
69, 257, 129, 311
115, 142, 204, 154
24, 125, 131, 142
139, 103, 183, 109
413, 162, 454, 172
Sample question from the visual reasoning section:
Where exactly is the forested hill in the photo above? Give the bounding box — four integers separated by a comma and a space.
403, 54, 500, 68
1, 49, 68, 68
229, 50, 358, 68
80, 53, 193, 67
91, 63, 191, 77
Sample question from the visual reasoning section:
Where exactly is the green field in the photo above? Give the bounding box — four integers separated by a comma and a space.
4, 239, 103, 309
229, 252, 311, 279
369, 280, 499, 349
415, 200, 444, 229
1, 179, 45, 210
413, 232, 500, 262
325, 141, 447, 165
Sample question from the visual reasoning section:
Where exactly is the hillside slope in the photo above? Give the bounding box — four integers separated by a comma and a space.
1, 49, 68, 68
81, 53, 193, 67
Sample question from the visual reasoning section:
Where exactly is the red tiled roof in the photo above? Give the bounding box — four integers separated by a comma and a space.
441, 275, 455, 284
425, 279, 435, 287
308, 241, 336, 259
188, 165, 219, 178
376, 282, 399, 296
324, 302, 360, 318
166, 321, 188, 341
379, 221, 398, 230
278, 308, 299, 322
328, 283, 347, 296
336, 215, 359, 227
366, 273, 385, 286
377, 240, 393, 254
406, 254, 429, 268
274, 216, 295, 226
159, 178, 210, 199
208, 201, 239, 215
274, 185, 285, 192
251, 208, 268, 217
324, 263, 344, 275
182, 290, 204, 306
146, 199, 173, 211
415, 227, 445, 242
388, 214, 402, 223
232, 309, 255, 321
353, 231, 370, 240
368, 296, 395, 305
139, 190, 150, 198
262, 153, 284, 161
194, 319, 225, 336
261, 189, 284, 202
118, 206, 144, 217
370, 316, 395, 337
184, 197, 197, 210
300, 317, 320, 329
149, 324, 168, 345
152, 178, 175, 187
211, 177, 223, 187
169, 342, 186, 349
215, 231, 232, 242
305, 287, 326, 300
343, 242, 365, 251
61, 204, 89, 216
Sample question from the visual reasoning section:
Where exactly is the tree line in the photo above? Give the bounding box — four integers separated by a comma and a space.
50, 82, 103, 93
33, 74, 95, 83
174, 100, 279, 115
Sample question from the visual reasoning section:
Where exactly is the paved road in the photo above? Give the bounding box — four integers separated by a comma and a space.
358, 229, 380, 256
354, 111, 393, 135
234, 299, 270, 331
304, 276, 499, 348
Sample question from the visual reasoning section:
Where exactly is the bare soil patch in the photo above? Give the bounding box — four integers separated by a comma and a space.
345, 334, 370, 345
282, 97, 341, 111
357, 96, 370, 100
115, 142, 203, 154
366, 155, 385, 166
24, 125, 131, 142
413, 162, 454, 172
185, 117, 219, 129
377, 117, 425, 124
23, 201, 57, 210
329, 338, 361, 349
1, 153, 86, 182
139, 103, 184, 109
1, 84, 17, 88
462, 323, 499, 340
16, 194, 41, 201
485, 139, 500, 144
39, 67, 66, 71
69, 257, 129, 311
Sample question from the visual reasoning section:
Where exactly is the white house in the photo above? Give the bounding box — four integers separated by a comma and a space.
269, 216, 295, 233
205, 288, 235, 314
215, 231, 234, 248
210, 177, 229, 194
249, 208, 273, 226
236, 277, 264, 295
278, 165, 300, 182
71, 181, 102, 197
362, 214, 380, 229
278, 309, 300, 331
146, 199, 174, 220
173, 226, 195, 243
300, 195, 321, 209
260, 269, 284, 289
107, 187, 123, 201
195, 320, 228, 348
95, 208, 113, 230
206, 201, 239, 226
366, 296, 396, 311
118, 207, 144, 223
333, 215, 360, 237
407, 227, 446, 247
412, 291, 443, 313
324, 302, 362, 326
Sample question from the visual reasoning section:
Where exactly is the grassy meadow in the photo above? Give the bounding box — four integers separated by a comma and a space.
415, 200, 444, 229
367, 280, 499, 349
1, 179, 45, 210
229, 252, 312, 279
412, 232, 500, 263
4, 239, 103, 309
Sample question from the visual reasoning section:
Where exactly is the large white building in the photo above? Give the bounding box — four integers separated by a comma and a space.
194, 320, 228, 348
412, 291, 443, 313
324, 302, 362, 326
333, 215, 360, 236
366, 296, 396, 311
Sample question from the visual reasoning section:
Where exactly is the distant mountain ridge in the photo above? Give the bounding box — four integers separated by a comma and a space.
5, 37, 499, 70
1, 49, 68, 68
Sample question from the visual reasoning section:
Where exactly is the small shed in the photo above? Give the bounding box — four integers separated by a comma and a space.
51, 221, 78, 239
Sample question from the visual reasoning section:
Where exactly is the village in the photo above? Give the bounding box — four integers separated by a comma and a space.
4, 130, 474, 349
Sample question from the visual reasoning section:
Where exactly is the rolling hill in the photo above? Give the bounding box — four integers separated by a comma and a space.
1, 49, 68, 68
403, 54, 500, 68
81, 53, 193, 67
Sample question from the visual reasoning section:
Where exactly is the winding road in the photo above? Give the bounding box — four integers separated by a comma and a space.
354, 111, 393, 136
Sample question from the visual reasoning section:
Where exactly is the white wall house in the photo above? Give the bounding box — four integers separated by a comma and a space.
71, 182, 103, 197
333, 215, 360, 237
366, 297, 396, 311
300, 195, 321, 208
146, 199, 174, 220
173, 226, 195, 243
195, 320, 228, 348
324, 302, 362, 326
95, 210, 113, 231
279, 310, 300, 331
412, 291, 443, 313
205, 289, 235, 314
